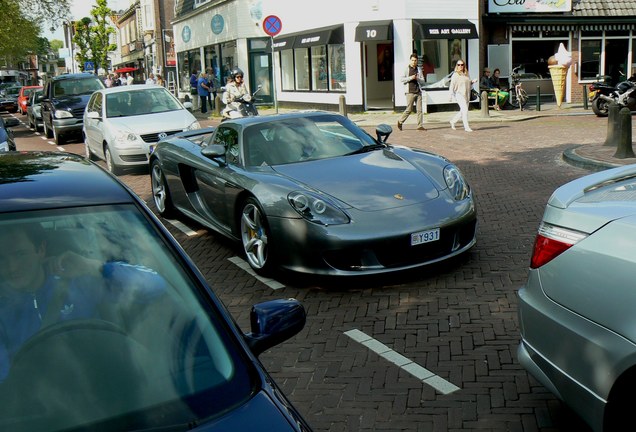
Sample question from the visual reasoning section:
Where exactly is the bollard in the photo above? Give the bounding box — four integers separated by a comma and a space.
536, 86, 541, 111
614, 107, 635, 159
480, 91, 490, 118
582, 85, 588, 110
604, 102, 621, 146
339, 95, 347, 117
214, 94, 222, 117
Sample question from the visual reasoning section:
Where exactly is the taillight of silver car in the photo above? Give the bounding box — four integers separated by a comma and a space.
530, 222, 588, 269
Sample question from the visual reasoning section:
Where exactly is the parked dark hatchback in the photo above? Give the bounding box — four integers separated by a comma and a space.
0, 152, 311, 432
41, 73, 104, 145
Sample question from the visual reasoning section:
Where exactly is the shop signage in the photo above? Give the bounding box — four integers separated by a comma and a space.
489, 0, 572, 13
181, 26, 191, 43
211, 14, 224, 35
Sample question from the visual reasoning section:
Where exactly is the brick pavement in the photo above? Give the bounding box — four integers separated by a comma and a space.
9, 108, 629, 432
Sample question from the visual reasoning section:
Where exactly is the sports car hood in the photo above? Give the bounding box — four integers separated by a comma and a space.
272, 149, 440, 211
107, 110, 195, 134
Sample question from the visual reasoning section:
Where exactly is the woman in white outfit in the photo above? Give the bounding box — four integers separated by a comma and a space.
449, 59, 476, 132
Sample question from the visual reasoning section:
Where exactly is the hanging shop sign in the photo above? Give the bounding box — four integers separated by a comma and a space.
489, 0, 572, 13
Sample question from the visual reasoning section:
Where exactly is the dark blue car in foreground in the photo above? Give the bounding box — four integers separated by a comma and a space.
0, 152, 311, 432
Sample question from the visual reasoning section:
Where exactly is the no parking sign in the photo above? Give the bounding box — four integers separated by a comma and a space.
262, 15, 282, 37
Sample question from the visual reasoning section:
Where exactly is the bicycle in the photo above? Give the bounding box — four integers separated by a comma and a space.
508, 66, 528, 110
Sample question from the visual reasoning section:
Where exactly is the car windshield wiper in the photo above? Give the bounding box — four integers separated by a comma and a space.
345, 143, 385, 156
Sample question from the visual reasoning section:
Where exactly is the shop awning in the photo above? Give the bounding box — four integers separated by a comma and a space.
355, 20, 393, 41
413, 19, 478, 39
273, 25, 344, 51
272, 35, 295, 51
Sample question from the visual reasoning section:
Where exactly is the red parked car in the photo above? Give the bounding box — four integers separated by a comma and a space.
17, 85, 42, 115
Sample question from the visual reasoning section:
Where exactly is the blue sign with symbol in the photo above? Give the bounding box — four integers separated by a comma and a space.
211, 15, 224, 35
182, 25, 191, 43
263, 15, 282, 37
84, 61, 94, 72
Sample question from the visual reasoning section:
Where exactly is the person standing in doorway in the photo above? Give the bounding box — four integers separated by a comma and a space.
449, 59, 477, 132
197, 71, 211, 114
206, 68, 217, 111
397, 54, 426, 131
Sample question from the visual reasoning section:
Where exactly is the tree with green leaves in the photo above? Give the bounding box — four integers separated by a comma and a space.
72, 0, 117, 73
0, 0, 42, 61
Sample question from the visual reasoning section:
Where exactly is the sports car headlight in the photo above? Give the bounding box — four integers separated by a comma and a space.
444, 165, 470, 201
186, 120, 201, 130
54, 110, 73, 119
0, 141, 8, 152
288, 191, 350, 226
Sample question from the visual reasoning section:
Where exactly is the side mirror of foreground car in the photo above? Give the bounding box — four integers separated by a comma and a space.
376, 123, 393, 143
3, 118, 19, 128
244, 299, 307, 356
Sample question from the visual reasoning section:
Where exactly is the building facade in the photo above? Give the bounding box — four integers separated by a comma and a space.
481, 0, 636, 104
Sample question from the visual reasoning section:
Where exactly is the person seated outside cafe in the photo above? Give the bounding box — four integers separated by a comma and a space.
480, 68, 509, 110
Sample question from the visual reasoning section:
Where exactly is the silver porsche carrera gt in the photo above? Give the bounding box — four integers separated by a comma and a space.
149, 111, 476, 276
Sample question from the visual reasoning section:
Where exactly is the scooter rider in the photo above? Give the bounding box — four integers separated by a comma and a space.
222, 68, 251, 119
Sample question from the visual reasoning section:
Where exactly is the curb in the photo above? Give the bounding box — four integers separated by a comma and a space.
562, 145, 621, 172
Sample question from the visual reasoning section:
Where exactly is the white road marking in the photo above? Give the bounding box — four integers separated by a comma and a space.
56, 146, 65, 151
163, 218, 199, 236
228, 256, 285, 290
344, 329, 460, 395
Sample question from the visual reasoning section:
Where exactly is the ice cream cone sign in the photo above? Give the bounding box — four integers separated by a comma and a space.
550, 43, 571, 107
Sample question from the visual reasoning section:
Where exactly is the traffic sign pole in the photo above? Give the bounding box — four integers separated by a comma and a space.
262, 15, 282, 114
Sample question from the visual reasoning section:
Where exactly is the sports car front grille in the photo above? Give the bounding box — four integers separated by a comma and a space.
323, 219, 477, 272
139, 130, 181, 143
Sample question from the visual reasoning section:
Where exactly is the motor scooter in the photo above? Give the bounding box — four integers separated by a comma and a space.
221, 85, 262, 121
590, 75, 636, 116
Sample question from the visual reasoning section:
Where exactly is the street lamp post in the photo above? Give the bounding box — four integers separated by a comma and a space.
62, 21, 76, 73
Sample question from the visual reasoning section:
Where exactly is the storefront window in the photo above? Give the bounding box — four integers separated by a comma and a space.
311, 46, 328, 91
220, 41, 236, 83
177, 49, 200, 91
204, 45, 220, 87
329, 45, 346, 91
580, 39, 601, 81
512, 40, 566, 79
280, 50, 294, 91
294, 48, 310, 90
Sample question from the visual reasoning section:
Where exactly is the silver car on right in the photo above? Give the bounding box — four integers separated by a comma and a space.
518, 164, 636, 432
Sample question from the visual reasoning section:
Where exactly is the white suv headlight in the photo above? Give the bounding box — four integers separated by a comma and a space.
0, 141, 9, 152
113, 129, 141, 148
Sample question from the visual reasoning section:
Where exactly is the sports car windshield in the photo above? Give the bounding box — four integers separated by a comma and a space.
106, 88, 183, 117
242, 114, 381, 166
0, 205, 255, 431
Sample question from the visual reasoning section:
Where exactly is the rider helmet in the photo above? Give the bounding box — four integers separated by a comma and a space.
230, 68, 244, 79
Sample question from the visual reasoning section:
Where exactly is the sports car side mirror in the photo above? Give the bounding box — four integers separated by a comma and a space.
244, 299, 306, 356
376, 124, 392, 143
201, 144, 226, 161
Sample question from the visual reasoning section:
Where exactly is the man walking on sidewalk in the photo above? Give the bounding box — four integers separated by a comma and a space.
397, 53, 426, 131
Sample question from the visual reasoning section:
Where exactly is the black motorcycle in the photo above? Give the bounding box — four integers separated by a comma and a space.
589, 75, 636, 116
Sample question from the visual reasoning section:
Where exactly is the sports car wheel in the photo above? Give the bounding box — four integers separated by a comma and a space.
104, 145, 122, 176
150, 160, 176, 218
240, 198, 273, 275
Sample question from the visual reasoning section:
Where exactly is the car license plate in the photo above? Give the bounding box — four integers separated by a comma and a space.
411, 228, 440, 246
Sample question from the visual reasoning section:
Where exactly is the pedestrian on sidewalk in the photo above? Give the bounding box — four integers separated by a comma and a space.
449, 59, 476, 132
397, 53, 426, 131
197, 71, 211, 114
190, 70, 199, 111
